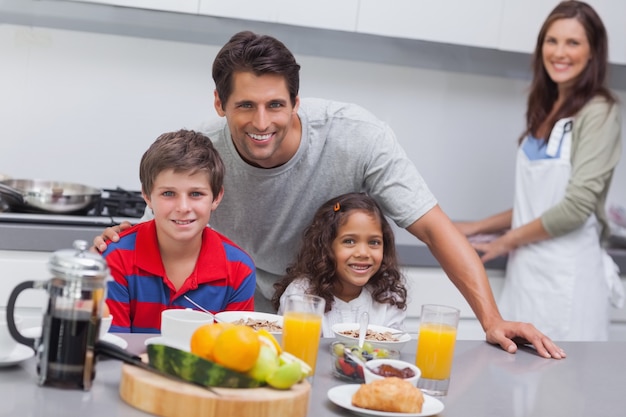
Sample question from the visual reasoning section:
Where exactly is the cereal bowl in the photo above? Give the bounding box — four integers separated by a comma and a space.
332, 323, 411, 351
363, 358, 421, 387
330, 341, 400, 383
214, 311, 283, 334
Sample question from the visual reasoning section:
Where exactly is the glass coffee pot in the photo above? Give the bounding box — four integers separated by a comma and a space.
6, 240, 109, 390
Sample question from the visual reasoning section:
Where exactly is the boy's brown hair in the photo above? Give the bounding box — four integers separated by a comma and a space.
139, 129, 224, 199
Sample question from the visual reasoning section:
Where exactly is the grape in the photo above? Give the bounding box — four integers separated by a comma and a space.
350, 346, 365, 360
362, 342, 374, 354
375, 348, 390, 358
332, 343, 345, 357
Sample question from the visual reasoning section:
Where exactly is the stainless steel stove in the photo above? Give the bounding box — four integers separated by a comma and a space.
0, 188, 145, 251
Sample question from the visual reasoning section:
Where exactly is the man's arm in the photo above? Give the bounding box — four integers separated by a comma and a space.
93, 206, 152, 252
406, 205, 565, 359
93, 221, 132, 252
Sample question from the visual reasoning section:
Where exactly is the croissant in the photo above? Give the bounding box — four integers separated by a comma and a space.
352, 377, 424, 413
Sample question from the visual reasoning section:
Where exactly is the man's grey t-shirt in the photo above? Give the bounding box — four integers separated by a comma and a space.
145, 98, 437, 297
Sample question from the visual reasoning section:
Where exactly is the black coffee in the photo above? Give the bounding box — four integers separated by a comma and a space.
39, 310, 99, 389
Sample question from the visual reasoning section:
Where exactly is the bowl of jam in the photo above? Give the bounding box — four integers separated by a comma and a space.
363, 358, 421, 386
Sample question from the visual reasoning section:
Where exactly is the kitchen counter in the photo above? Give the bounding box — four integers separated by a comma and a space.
1, 334, 625, 417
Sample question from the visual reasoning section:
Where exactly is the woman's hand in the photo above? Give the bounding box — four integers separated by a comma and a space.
453, 221, 481, 236
471, 235, 515, 263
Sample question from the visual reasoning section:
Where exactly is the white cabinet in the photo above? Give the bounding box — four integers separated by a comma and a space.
56, 0, 626, 65
499, 0, 626, 65
357, 0, 504, 49
402, 267, 505, 340
587, 0, 626, 65
498, 0, 558, 53
0, 251, 49, 310
0, 251, 49, 329
64, 0, 200, 14
197, 0, 359, 32
403, 265, 626, 341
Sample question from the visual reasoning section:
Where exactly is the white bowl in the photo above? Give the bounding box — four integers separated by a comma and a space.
332, 323, 411, 351
99, 315, 113, 339
161, 309, 215, 349
214, 311, 283, 334
363, 358, 421, 387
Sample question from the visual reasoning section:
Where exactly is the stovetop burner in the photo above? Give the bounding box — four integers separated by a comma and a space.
0, 187, 146, 227
92, 188, 146, 218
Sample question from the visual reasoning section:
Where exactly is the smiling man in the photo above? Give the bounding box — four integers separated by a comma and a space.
96, 31, 566, 359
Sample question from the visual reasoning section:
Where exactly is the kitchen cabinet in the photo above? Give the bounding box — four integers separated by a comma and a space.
498, 0, 557, 54
585, 0, 626, 65
61, 0, 199, 14
403, 265, 626, 341
402, 267, 504, 339
356, 0, 503, 49
0, 250, 49, 329
499, 0, 626, 65
197, 0, 359, 32
35, 0, 626, 67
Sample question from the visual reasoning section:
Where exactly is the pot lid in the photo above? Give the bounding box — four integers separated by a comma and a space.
48, 240, 109, 280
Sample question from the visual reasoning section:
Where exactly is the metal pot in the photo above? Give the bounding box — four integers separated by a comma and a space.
0, 179, 102, 214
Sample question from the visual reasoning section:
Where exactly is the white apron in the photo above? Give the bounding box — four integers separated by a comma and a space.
499, 118, 620, 341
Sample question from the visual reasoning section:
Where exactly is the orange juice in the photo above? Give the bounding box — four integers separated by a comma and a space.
416, 323, 457, 380
282, 311, 322, 372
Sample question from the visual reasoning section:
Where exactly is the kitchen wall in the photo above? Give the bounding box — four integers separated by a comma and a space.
2, 23, 625, 247
2, 16, 626, 340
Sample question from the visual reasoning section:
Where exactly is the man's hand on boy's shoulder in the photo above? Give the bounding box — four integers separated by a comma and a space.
93, 221, 133, 253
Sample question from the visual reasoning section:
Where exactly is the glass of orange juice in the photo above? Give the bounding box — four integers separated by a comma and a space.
416, 304, 460, 396
281, 294, 325, 376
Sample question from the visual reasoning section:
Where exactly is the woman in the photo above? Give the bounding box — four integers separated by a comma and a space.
456, 1, 623, 341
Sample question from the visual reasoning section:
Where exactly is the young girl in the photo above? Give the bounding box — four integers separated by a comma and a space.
271, 192, 407, 337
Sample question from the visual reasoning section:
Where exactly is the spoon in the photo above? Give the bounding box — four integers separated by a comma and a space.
358, 311, 369, 349
343, 347, 373, 372
183, 295, 223, 323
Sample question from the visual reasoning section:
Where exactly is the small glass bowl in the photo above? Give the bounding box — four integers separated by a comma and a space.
330, 341, 400, 383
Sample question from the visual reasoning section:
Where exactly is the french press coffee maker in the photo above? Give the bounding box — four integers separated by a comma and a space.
6, 240, 109, 390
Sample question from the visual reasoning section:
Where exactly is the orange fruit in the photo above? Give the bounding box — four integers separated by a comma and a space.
102, 302, 111, 318
257, 329, 282, 355
212, 325, 261, 372
190, 322, 233, 361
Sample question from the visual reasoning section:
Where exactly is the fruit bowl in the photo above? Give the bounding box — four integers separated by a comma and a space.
330, 341, 399, 383
331, 323, 411, 351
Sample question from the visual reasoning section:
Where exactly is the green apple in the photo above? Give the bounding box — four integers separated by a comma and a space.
266, 361, 302, 389
278, 351, 312, 381
247, 345, 279, 382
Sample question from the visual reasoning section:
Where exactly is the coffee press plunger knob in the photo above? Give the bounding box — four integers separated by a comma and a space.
48, 239, 109, 280
74, 239, 89, 253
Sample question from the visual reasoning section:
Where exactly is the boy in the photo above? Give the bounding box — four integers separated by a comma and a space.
101, 129, 255, 333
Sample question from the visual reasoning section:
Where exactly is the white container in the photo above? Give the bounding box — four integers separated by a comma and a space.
214, 311, 283, 334
332, 322, 411, 351
158, 308, 214, 350
363, 358, 421, 387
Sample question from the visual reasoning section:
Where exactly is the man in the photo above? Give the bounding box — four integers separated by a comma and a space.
96, 31, 565, 358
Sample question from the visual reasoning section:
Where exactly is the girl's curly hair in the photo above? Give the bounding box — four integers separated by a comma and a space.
271, 192, 407, 313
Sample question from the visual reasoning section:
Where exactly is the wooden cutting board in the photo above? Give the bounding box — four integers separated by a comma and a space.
119, 363, 311, 417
